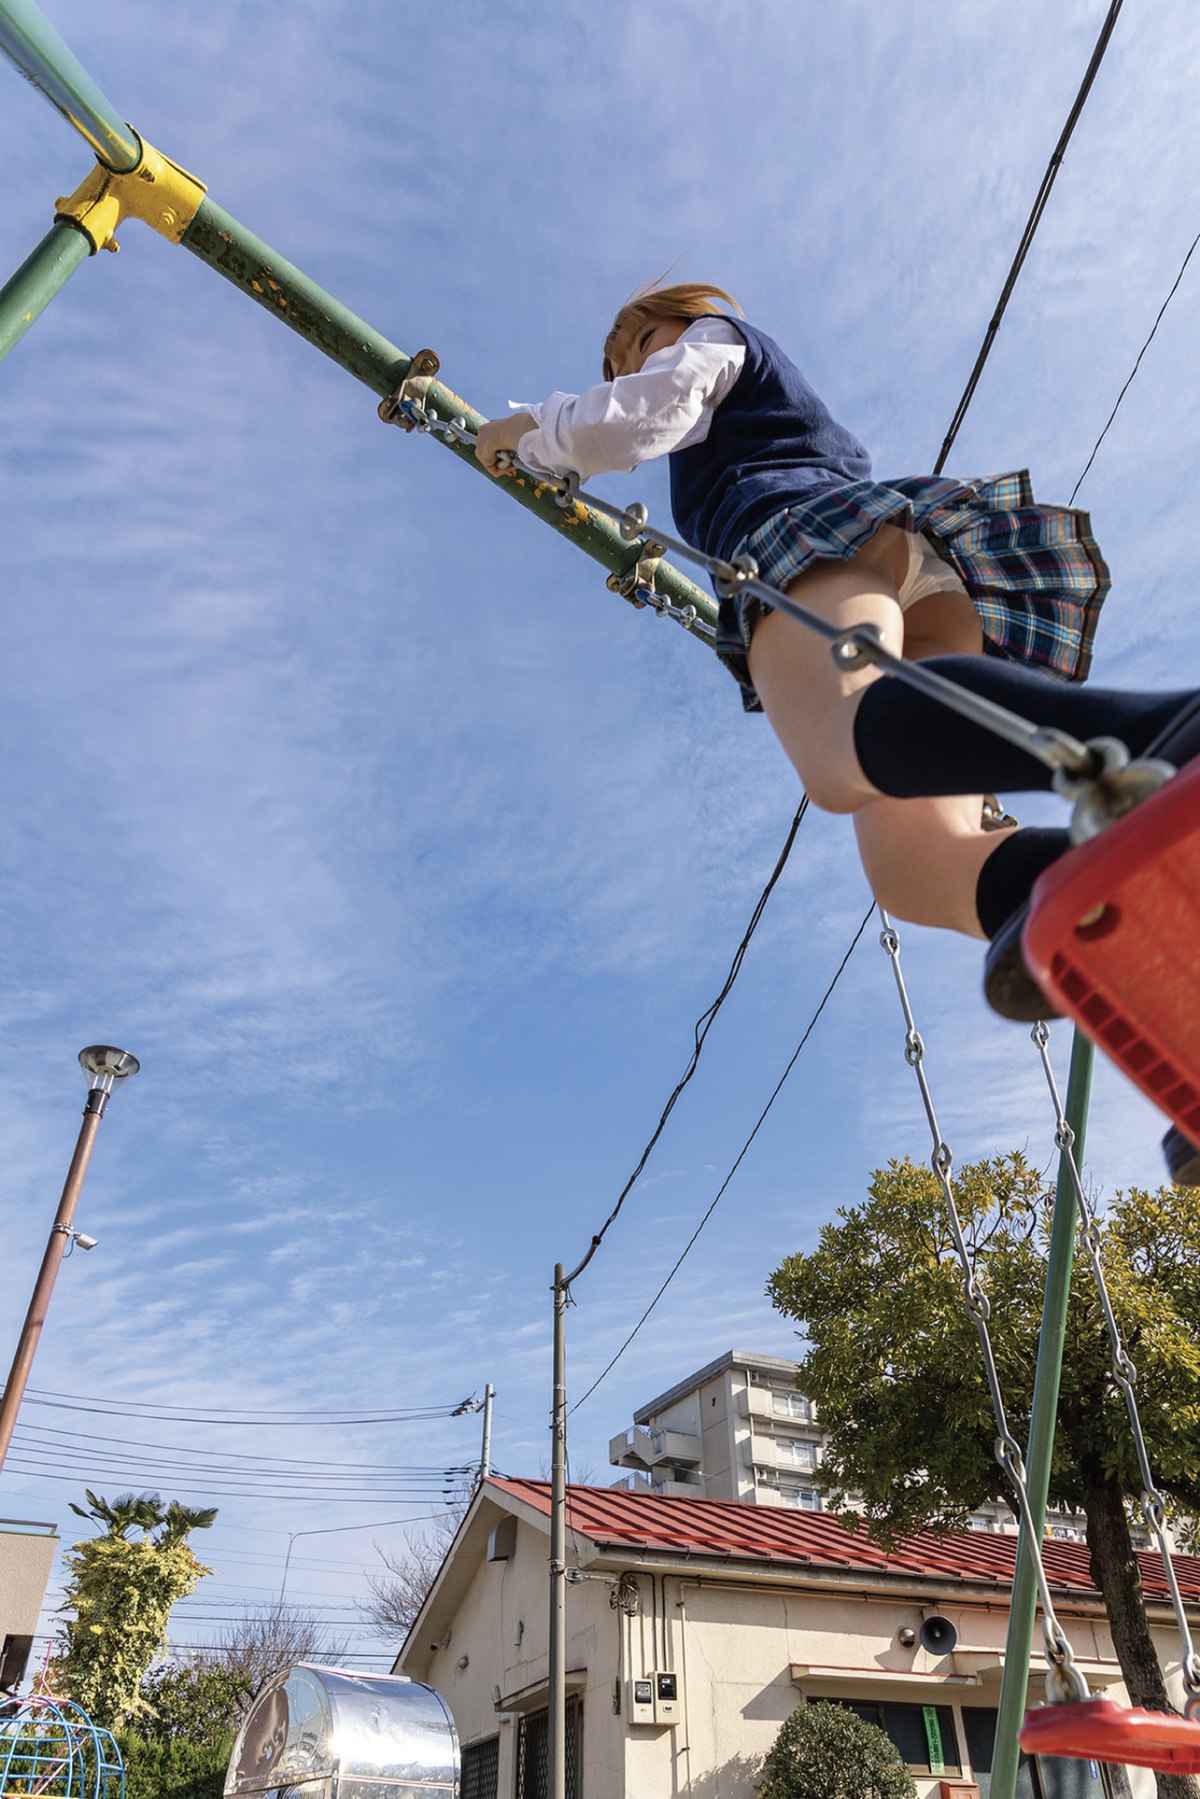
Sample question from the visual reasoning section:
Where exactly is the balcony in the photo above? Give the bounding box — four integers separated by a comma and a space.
609, 1427, 657, 1470
741, 1431, 818, 1474
738, 1386, 814, 1425
609, 1426, 701, 1472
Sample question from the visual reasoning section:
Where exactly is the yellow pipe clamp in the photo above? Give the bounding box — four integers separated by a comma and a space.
54, 134, 206, 254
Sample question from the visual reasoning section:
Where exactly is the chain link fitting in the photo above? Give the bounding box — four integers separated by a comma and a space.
378, 350, 442, 431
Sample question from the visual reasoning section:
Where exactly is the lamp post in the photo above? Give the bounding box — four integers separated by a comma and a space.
0, 1045, 138, 1472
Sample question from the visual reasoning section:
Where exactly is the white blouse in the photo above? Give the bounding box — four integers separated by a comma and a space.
512, 315, 746, 481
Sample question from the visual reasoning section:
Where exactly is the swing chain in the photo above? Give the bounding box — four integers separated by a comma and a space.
1031, 1024, 1200, 1711
878, 916, 1090, 1703
387, 397, 1160, 816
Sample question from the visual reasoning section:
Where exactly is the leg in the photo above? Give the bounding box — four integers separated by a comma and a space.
853, 794, 1001, 936
745, 526, 906, 814
857, 584, 1001, 934
748, 532, 1003, 933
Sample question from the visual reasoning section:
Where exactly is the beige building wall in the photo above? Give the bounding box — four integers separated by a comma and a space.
0, 1517, 58, 1690
400, 1488, 1189, 1799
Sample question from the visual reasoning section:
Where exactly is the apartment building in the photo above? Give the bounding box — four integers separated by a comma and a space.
608, 1349, 1090, 1539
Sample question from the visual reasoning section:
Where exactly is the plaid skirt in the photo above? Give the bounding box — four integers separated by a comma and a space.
715, 471, 1111, 713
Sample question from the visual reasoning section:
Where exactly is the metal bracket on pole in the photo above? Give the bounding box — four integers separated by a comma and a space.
54, 136, 207, 254
606, 541, 666, 611
377, 349, 441, 431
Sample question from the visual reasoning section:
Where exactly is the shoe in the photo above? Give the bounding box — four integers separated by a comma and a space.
1142, 692, 1200, 768
1164, 1125, 1200, 1187
983, 901, 1063, 1022
983, 694, 1200, 1023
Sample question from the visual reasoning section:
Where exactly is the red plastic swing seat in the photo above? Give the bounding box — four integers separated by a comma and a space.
1020, 1697, 1200, 1772
1023, 757, 1200, 1145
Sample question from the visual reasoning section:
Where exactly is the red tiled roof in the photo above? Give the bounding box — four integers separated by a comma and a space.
488, 1479, 1200, 1605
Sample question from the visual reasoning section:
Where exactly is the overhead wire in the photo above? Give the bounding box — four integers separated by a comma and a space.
12, 1420, 454, 1473
566, 0, 1131, 1408
562, 796, 808, 1286
570, 905, 874, 1412
24, 1387, 466, 1425
1069, 228, 1200, 503
933, 0, 1125, 472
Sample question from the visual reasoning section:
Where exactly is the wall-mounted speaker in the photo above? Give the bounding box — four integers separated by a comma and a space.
919, 1615, 958, 1655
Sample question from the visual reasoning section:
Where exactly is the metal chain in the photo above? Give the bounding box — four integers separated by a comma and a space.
878, 912, 1090, 1705
1032, 1021, 1200, 1717
384, 393, 1157, 810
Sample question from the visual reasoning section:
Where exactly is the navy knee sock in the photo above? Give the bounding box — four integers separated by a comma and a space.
852, 656, 1192, 799
975, 827, 1070, 939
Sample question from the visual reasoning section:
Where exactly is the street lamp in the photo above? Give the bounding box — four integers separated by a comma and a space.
0, 1045, 139, 1471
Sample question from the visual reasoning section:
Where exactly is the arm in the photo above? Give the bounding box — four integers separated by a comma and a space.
475, 319, 745, 480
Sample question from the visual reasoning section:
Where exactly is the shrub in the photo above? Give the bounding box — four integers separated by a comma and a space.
758, 1701, 917, 1799
117, 1730, 232, 1799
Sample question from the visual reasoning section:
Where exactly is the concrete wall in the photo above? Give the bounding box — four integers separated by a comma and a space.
0, 1520, 58, 1687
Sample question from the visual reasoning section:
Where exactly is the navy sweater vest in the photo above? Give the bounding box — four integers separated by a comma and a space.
669, 317, 872, 564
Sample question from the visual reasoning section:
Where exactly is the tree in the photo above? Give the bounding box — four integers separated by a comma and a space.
758, 1701, 916, 1799
359, 1495, 470, 1641
116, 1655, 253, 1799
766, 1154, 1200, 1799
137, 1655, 252, 1746
54, 1490, 217, 1730
216, 1603, 351, 1697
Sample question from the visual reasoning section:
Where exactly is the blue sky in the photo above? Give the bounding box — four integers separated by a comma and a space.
2, 0, 1197, 1673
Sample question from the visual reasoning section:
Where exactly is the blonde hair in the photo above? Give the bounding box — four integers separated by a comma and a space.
602, 280, 742, 380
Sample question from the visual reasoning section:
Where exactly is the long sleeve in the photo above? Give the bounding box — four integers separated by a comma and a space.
512, 317, 745, 481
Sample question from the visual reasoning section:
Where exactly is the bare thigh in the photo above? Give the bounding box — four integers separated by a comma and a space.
747, 535, 1003, 935
745, 525, 909, 813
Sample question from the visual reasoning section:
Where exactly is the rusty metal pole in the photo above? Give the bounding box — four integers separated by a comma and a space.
0, 1046, 138, 1472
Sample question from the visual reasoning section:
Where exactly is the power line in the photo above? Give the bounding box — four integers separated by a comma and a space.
934, 0, 1125, 472
25, 1387, 466, 1425
1070, 229, 1200, 504
14, 1422, 453, 1473
571, 905, 874, 1411
563, 797, 809, 1286
3, 1461, 453, 1501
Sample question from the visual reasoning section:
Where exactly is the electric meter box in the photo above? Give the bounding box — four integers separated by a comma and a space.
629, 1678, 656, 1725
653, 1670, 682, 1725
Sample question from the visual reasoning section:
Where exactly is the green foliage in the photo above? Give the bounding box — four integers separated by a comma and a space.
765, 1154, 1200, 1538
55, 1490, 218, 1731
138, 1656, 252, 1747
758, 1701, 916, 1799
118, 1729, 232, 1799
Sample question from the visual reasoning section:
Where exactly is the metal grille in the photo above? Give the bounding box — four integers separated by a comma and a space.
516, 1697, 583, 1799
461, 1734, 499, 1799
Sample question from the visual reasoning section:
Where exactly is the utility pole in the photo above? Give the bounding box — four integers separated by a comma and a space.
548, 1268, 567, 1799
479, 1382, 494, 1482
0, 1046, 138, 1473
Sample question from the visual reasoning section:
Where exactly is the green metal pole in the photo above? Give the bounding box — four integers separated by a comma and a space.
0, 0, 140, 170
182, 198, 717, 631
990, 1027, 1096, 1799
0, 220, 89, 362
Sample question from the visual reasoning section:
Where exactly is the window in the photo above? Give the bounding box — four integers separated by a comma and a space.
962, 1707, 1109, 1797
772, 1390, 812, 1422
775, 1484, 820, 1511
516, 1697, 583, 1799
838, 1701, 961, 1775
778, 1439, 816, 1470
461, 1735, 499, 1799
